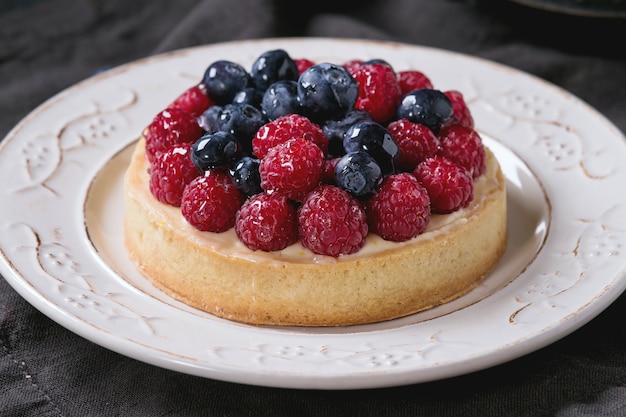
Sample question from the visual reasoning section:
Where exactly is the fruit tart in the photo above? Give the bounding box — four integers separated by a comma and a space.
123, 49, 507, 326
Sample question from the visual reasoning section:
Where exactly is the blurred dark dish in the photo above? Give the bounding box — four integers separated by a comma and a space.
506, 0, 626, 18
472, 0, 626, 58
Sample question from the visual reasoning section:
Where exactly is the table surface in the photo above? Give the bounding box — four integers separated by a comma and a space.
1, 0, 625, 416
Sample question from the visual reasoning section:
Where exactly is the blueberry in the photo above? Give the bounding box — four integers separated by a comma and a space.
250, 49, 299, 91
197, 105, 222, 132
396, 89, 453, 134
343, 121, 399, 174
322, 109, 373, 158
261, 80, 301, 120
215, 103, 268, 154
202, 60, 251, 105
335, 151, 383, 199
233, 87, 264, 108
297, 62, 358, 123
191, 131, 242, 171
229, 156, 262, 196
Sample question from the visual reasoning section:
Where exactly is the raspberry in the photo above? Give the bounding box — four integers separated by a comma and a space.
144, 108, 204, 163
149, 142, 200, 206
350, 63, 402, 123
252, 113, 329, 159
298, 185, 368, 257
414, 156, 474, 214
444, 90, 474, 129
321, 157, 340, 185
365, 173, 431, 242
342, 59, 363, 74
438, 124, 486, 179
235, 192, 298, 251
295, 58, 315, 74
387, 118, 440, 172
397, 70, 434, 95
166, 84, 214, 117
259, 137, 324, 201
181, 170, 245, 232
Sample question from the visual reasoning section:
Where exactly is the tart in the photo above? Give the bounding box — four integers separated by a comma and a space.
123, 50, 508, 326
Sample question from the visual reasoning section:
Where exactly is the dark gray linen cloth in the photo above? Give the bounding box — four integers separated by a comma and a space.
1, 0, 625, 416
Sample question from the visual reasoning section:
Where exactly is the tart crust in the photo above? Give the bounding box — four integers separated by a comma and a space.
124, 138, 507, 326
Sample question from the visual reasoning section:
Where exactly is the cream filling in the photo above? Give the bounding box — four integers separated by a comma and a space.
129, 142, 501, 264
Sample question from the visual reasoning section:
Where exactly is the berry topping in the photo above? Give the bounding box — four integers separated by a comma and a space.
298, 185, 369, 257
322, 157, 340, 185
212, 103, 268, 154
235, 192, 298, 251
261, 80, 302, 120
191, 131, 242, 171
252, 113, 328, 159
149, 142, 200, 207
397, 70, 434, 94
365, 173, 431, 242
297, 62, 359, 123
350, 62, 402, 123
342, 59, 364, 73
197, 105, 222, 133
202, 60, 252, 105
144, 108, 204, 163
387, 118, 440, 172
363, 58, 395, 70
181, 170, 246, 232
444, 90, 474, 129
321, 109, 373, 158
334, 150, 383, 199
259, 137, 324, 201
437, 124, 486, 179
229, 156, 263, 197
343, 121, 399, 174
142, 50, 487, 256
414, 156, 474, 214
166, 84, 213, 117
295, 58, 315, 74
396, 89, 453, 134
232, 87, 264, 108
250, 49, 299, 91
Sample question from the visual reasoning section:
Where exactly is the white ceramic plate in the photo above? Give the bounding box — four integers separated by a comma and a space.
1, 38, 625, 390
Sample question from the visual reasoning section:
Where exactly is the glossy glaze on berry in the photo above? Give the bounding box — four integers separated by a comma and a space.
334, 150, 383, 199
229, 156, 263, 197
203, 60, 252, 105
261, 80, 301, 120
322, 109, 373, 158
298, 185, 368, 257
235, 192, 298, 252
250, 49, 299, 91
350, 62, 402, 123
396, 88, 453, 134
181, 170, 245, 232
342, 121, 399, 174
191, 131, 242, 171
297, 62, 359, 123
232, 87, 264, 108
214, 103, 267, 154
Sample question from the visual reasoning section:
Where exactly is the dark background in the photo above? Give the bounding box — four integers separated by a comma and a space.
1, 0, 625, 416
